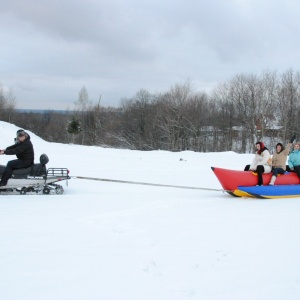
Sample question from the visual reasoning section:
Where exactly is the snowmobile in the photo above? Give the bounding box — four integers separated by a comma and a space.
0, 154, 70, 195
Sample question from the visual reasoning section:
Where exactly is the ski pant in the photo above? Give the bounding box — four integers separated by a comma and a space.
272, 167, 285, 177
244, 164, 265, 185
292, 165, 300, 180
0, 159, 32, 185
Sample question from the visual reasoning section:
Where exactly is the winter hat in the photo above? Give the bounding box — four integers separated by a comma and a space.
16, 129, 24, 134
17, 130, 26, 138
255, 141, 265, 154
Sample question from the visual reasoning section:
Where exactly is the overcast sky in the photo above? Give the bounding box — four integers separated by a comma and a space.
1, 0, 300, 110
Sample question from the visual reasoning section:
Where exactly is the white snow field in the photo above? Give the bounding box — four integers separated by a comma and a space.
0, 121, 299, 300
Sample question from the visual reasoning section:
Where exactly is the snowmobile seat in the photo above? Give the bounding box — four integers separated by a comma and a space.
30, 154, 49, 176
0, 154, 49, 177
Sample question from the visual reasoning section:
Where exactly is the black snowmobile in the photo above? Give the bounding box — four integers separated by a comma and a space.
0, 154, 70, 195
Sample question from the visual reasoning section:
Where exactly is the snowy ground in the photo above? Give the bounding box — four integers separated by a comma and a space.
0, 121, 299, 300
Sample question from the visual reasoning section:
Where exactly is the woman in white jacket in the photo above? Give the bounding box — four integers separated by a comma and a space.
244, 141, 272, 186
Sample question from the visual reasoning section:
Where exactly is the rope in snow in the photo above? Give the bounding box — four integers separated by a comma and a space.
73, 176, 224, 192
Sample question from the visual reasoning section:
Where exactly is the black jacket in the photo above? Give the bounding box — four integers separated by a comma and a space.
4, 134, 34, 164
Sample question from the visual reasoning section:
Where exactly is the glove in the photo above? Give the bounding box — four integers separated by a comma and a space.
289, 135, 296, 143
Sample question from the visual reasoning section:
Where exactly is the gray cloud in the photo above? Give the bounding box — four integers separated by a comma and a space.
1, 0, 300, 109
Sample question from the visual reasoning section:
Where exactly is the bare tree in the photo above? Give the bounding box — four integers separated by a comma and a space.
74, 86, 91, 144
0, 85, 17, 122
276, 69, 300, 142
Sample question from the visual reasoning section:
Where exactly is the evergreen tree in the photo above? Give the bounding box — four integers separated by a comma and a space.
66, 116, 82, 143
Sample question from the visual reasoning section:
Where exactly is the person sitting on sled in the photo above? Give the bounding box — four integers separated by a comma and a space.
244, 141, 272, 186
268, 135, 295, 186
269, 143, 292, 185
288, 142, 300, 180
0, 130, 34, 187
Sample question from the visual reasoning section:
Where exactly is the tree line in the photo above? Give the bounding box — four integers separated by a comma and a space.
1, 69, 300, 153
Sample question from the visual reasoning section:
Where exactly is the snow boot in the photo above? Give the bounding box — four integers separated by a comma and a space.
269, 175, 276, 186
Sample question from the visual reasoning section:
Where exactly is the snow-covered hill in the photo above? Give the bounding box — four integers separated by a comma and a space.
0, 121, 299, 300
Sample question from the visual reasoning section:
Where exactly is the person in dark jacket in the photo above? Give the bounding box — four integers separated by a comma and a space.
0, 130, 34, 186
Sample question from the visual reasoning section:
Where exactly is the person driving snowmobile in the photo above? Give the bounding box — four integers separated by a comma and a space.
0, 130, 34, 187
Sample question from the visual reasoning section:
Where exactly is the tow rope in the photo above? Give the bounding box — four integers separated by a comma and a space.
73, 176, 223, 192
